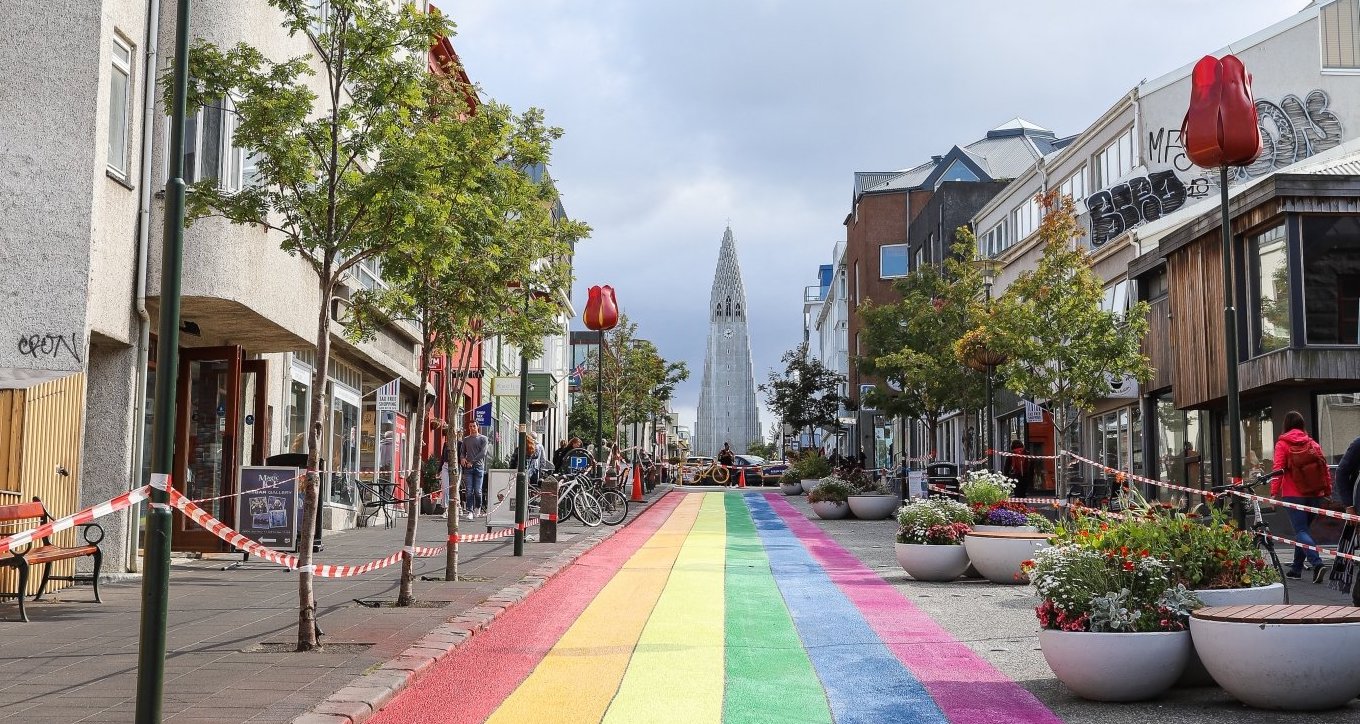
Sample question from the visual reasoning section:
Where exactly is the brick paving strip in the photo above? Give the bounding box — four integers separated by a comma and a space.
292, 491, 671, 724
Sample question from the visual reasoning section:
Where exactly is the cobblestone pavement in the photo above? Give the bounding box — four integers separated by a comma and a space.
787, 493, 1358, 724
0, 491, 663, 724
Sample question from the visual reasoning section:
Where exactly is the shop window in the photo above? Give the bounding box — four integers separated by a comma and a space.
328, 386, 360, 507
1154, 396, 1209, 498
1248, 223, 1290, 354
1301, 216, 1360, 345
1241, 406, 1275, 479
1317, 393, 1360, 464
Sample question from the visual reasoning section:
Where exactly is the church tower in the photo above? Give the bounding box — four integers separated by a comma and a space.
695, 226, 762, 456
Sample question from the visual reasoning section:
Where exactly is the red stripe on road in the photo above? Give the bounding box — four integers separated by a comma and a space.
370, 491, 683, 724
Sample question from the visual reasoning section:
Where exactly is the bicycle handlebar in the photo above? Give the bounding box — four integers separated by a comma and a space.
1209, 469, 1283, 494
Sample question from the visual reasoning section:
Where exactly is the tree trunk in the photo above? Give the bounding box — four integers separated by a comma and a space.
396, 296, 433, 607
445, 336, 475, 581
296, 277, 334, 651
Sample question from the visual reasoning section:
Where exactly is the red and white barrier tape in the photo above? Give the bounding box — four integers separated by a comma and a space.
1256, 529, 1360, 564
1063, 451, 1210, 500
447, 518, 539, 544
0, 484, 154, 554
1229, 491, 1360, 525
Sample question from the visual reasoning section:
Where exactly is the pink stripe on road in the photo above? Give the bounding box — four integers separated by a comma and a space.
764, 494, 1061, 724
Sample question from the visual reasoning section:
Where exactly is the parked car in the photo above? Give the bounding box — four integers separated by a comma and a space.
734, 454, 768, 486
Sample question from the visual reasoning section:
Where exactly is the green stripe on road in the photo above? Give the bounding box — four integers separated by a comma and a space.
723, 494, 832, 724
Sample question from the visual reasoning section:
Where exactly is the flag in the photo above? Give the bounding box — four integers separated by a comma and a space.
376, 378, 400, 412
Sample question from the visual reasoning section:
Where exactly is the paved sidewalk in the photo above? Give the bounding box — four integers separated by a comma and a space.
0, 490, 666, 724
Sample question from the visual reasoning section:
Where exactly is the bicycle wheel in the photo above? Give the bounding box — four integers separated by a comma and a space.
598, 489, 628, 526
711, 466, 729, 484
557, 485, 576, 523
572, 491, 603, 527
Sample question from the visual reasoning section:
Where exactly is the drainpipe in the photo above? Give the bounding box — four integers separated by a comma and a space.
126, 0, 163, 573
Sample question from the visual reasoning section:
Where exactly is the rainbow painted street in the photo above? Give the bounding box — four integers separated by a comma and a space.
372, 492, 1061, 724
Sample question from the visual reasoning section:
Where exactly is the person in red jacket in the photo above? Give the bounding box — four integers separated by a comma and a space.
1271, 410, 1333, 582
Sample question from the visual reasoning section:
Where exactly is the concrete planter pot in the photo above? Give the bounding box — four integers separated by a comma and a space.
894, 542, 969, 582
1191, 615, 1360, 709
971, 524, 1038, 533
1040, 629, 1191, 702
801, 477, 827, 494
847, 495, 898, 520
1177, 583, 1285, 687
780, 481, 804, 496
962, 531, 1050, 584
810, 500, 849, 520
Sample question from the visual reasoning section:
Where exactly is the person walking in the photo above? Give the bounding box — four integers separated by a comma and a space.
1271, 410, 1333, 582
459, 422, 489, 520
718, 442, 736, 487
551, 439, 570, 474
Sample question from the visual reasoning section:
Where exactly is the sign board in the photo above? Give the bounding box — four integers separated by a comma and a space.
567, 453, 592, 472
487, 469, 518, 528
1025, 400, 1045, 423
474, 402, 493, 427
568, 373, 582, 392
1106, 373, 1140, 399
237, 466, 301, 551
376, 378, 400, 412
492, 377, 520, 396
907, 470, 927, 499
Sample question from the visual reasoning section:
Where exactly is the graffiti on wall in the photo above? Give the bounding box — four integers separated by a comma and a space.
1086, 171, 1187, 247
1090, 88, 1345, 247
16, 332, 82, 362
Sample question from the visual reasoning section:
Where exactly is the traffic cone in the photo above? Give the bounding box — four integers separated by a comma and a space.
631, 463, 644, 502
738, 467, 746, 488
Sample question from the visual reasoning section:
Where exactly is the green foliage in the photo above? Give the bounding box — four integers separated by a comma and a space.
1025, 512, 1057, 534
746, 438, 777, 459
858, 231, 986, 435
896, 497, 974, 544
959, 469, 1016, 507
792, 454, 831, 481
1027, 545, 1201, 632
761, 343, 845, 439
573, 315, 687, 449
987, 192, 1153, 439
807, 477, 853, 504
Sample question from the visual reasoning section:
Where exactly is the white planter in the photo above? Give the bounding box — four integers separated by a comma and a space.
847, 495, 899, 520
810, 500, 849, 520
962, 532, 1049, 584
802, 477, 827, 494
1177, 583, 1286, 687
1040, 629, 1191, 702
971, 524, 1039, 533
1191, 614, 1360, 709
894, 542, 969, 582
780, 481, 804, 496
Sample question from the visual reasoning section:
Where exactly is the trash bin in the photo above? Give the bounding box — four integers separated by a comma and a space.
926, 462, 960, 497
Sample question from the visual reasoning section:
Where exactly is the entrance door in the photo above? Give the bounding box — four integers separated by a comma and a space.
173, 346, 243, 552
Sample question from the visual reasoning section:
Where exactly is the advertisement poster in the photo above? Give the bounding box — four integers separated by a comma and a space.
237, 466, 301, 551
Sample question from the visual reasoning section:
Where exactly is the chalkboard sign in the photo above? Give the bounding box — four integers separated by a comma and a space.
237, 466, 301, 551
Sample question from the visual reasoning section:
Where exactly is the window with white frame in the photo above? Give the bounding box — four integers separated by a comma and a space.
1322, 0, 1360, 70
981, 222, 1006, 257
1100, 278, 1130, 316
108, 35, 134, 179
880, 244, 908, 278
1012, 196, 1042, 242
309, 0, 333, 37
172, 96, 258, 192
1059, 166, 1088, 204
1096, 128, 1137, 187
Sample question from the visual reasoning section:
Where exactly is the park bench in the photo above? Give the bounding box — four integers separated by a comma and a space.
1190, 604, 1360, 709
0, 498, 103, 622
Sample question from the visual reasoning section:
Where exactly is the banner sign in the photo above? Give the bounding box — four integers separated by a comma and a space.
376, 378, 400, 412
237, 466, 301, 551
908, 470, 927, 498
1024, 400, 1044, 423
474, 402, 493, 427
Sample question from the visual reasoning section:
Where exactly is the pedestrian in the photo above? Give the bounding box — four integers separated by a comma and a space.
1271, 410, 1332, 582
458, 422, 489, 520
718, 442, 736, 486
552, 439, 570, 473
1002, 439, 1034, 498
525, 432, 547, 487
1329, 433, 1360, 600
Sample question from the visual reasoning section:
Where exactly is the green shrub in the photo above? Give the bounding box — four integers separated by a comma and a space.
807, 477, 852, 503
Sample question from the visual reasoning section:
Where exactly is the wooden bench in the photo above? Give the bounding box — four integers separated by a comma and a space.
0, 498, 103, 622
1193, 604, 1360, 623
964, 529, 1054, 540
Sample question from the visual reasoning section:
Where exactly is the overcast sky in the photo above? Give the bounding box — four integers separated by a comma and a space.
448, 0, 1300, 441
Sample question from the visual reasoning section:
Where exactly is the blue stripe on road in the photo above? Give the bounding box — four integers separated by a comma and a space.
744, 495, 946, 724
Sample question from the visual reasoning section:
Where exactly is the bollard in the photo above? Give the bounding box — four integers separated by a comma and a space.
540, 476, 558, 544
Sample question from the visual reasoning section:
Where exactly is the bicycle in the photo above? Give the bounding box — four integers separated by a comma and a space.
1209, 469, 1290, 604
687, 459, 730, 485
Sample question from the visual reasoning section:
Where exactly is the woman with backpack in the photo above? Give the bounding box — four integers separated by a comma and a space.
1271, 410, 1333, 582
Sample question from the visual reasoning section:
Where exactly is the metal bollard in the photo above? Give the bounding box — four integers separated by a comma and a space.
540, 476, 558, 544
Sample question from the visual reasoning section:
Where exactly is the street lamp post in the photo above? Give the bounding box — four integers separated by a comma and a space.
513, 284, 529, 557
968, 258, 1005, 471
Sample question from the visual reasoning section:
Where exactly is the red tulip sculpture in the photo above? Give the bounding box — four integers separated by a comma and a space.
1181, 54, 1262, 168
584, 285, 618, 331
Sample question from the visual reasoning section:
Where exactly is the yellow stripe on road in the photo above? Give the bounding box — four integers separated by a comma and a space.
487, 494, 703, 724
603, 493, 727, 724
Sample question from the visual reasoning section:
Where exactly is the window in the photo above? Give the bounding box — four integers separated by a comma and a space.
880, 244, 908, 278
1322, 0, 1360, 70
108, 35, 133, 179
1154, 395, 1209, 499
1100, 279, 1129, 315
309, 0, 333, 37
981, 222, 1006, 257
1301, 216, 1360, 345
1096, 128, 1137, 187
172, 96, 257, 191
1317, 393, 1360, 463
1141, 267, 1168, 301
1010, 197, 1041, 242
1059, 167, 1088, 206
1248, 223, 1290, 354
286, 363, 311, 453
327, 384, 360, 507
1240, 406, 1275, 479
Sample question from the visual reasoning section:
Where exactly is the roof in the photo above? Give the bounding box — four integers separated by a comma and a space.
854, 118, 1056, 199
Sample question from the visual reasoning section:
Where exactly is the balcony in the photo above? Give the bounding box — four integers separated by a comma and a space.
804, 285, 826, 303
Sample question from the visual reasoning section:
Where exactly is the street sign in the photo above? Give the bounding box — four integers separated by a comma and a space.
237, 466, 300, 551
474, 401, 493, 427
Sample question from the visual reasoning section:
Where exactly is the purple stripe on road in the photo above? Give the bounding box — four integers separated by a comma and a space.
764, 493, 1061, 724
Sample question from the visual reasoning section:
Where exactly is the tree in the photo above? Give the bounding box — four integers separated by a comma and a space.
985, 191, 1153, 483
857, 233, 987, 459
760, 343, 845, 449
746, 438, 777, 459
181, 0, 459, 648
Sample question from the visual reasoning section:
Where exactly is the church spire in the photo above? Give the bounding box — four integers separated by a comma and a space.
695, 225, 761, 456
710, 225, 746, 322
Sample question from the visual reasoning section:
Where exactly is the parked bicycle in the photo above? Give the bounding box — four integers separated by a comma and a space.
1209, 469, 1290, 603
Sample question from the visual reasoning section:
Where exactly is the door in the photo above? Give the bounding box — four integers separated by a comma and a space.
173, 346, 243, 552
